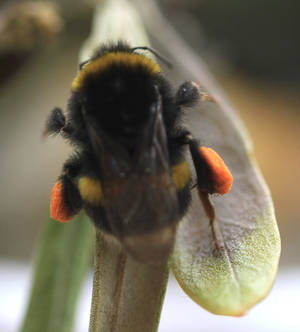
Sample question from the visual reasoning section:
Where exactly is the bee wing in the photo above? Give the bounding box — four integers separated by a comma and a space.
83, 111, 178, 264
103, 172, 178, 264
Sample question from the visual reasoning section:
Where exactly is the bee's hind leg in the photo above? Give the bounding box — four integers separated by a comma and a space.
50, 156, 83, 222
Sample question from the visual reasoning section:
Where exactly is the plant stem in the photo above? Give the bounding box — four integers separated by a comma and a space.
20, 214, 93, 332
89, 231, 169, 332
88, 231, 127, 332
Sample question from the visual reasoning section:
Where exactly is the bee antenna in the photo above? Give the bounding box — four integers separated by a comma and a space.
131, 46, 173, 69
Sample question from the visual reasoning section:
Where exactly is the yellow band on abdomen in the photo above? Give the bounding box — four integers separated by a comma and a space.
172, 161, 191, 190
78, 161, 190, 205
78, 177, 102, 204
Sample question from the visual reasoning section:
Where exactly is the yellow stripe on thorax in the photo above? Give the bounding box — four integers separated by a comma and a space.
172, 161, 191, 190
78, 177, 102, 204
72, 52, 161, 91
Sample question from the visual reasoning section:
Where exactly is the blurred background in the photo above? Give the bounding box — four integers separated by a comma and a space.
0, 0, 299, 331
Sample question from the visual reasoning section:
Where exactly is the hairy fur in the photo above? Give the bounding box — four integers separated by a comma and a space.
46, 41, 202, 243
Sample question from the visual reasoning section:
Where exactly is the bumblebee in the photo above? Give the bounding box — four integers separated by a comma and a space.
45, 41, 233, 263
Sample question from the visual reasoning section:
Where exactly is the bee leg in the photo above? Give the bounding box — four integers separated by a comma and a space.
44, 107, 66, 136
186, 134, 223, 251
175, 81, 216, 108
198, 191, 221, 251
50, 157, 82, 222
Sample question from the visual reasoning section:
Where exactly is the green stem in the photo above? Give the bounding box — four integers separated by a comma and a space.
89, 231, 169, 332
20, 214, 93, 332
88, 231, 128, 332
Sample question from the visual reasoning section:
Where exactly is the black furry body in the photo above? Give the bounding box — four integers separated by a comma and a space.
46, 41, 203, 261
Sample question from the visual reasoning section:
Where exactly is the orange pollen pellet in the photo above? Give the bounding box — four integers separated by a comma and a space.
200, 147, 233, 195
50, 181, 74, 222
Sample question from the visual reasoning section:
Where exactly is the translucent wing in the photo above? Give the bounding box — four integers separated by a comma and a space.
82, 91, 179, 264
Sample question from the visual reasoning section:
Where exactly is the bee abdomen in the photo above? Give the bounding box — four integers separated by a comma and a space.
78, 176, 103, 205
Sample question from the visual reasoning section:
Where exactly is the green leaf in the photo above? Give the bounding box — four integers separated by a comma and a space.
171, 100, 280, 316
171, 52, 280, 317
20, 214, 93, 332
134, 0, 281, 316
